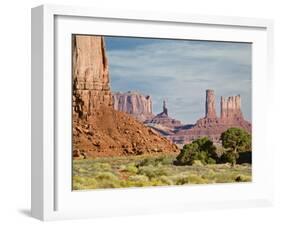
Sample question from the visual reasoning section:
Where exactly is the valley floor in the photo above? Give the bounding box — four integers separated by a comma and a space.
72, 154, 251, 190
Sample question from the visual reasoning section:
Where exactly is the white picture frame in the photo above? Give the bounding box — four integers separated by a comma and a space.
31, 4, 274, 221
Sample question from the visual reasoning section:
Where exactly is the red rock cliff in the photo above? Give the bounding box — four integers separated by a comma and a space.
172, 90, 251, 144
72, 35, 112, 119
112, 91, 154, 122
72, 35, 178, 158
220, 95, 243, 120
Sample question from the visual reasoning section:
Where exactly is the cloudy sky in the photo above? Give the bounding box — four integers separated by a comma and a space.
105, 36, 252, 124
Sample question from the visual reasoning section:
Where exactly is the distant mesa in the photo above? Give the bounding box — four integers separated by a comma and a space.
116, 89, 251, 146
112, 91, 155, 122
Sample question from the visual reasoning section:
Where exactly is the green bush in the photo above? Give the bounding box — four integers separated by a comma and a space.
175, 137, 217, 165
207, 158, 216, 165
220, 128, 251, 166
220, 151, 239, 165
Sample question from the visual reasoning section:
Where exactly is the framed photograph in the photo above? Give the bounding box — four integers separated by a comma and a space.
31, 4, 274, 221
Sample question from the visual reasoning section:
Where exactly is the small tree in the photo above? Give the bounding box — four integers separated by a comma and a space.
192, 137, 217, 160
175, 143, 197, 165
175, 137, 217, 165
220, 128, 251, 166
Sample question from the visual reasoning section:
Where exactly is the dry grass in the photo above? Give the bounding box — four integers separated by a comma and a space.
73, 154, 251, 190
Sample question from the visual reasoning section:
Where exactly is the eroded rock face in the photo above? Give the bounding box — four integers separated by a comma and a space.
220, 95, 243, 120
172, 91, 251, 144
72, 35, 112, 119
72, 35, 178, 158
112, 91, 154, 122
205, 89, 217, 118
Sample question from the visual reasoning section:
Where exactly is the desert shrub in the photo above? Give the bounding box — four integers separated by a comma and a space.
128, 175, 149, 182
174, 174, 206, 185
235, 175, 251, 182
125, 163, 138, 174
220, 151, 239, 165
175, 143, 198, 165
72, 176, 98, 190
138, 166, 169, 179
118, 164, 127, 171
90, 162, 112, 172
175, 137, 217, 165
207, 158, 216, 165
94, 172, 120, 188
192, 160, 203, 166
137, 156, 172, 167
158, 176, 173, 185
137, 158, 156, 167
95, 172, 118, 181
155, 156, 173, 165
77, 168, 88, 173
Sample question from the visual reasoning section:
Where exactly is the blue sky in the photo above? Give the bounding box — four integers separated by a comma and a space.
105, 36, 252, 124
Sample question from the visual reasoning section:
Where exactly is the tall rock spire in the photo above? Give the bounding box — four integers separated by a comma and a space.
163, 100, 168, 115
205, 89, 217, 118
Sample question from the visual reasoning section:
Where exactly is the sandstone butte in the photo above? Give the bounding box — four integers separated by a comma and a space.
170, 90, 252, 144
114, 89, 251, 145
72, 35, 178, 159
112, 91, 155, 122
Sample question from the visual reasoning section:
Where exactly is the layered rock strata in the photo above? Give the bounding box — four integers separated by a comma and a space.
72, 35, 178, 158
72, 35, 112, 119
112, 91, 154, 122
220, 95, 243, 120
172, 90, 251, 144
205, 89, 217, 118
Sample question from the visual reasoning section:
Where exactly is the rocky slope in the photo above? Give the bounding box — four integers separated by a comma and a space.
112, 91, 154, 122
72, 35, 178, 158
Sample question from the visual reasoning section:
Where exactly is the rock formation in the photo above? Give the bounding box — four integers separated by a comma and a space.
145, 100, 182, 128
112, 91, 154, 122
171, 90, 251, 144
205, 89, 217, 118
72, 35, 112, 119
112, 88, 251, 146
220, 95, 243, 120
72, 35, 178, 158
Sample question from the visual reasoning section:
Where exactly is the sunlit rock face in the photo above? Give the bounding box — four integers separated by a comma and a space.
112, 91, 154, 122
72, 35, 178, 158
172, 90, 251, 144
